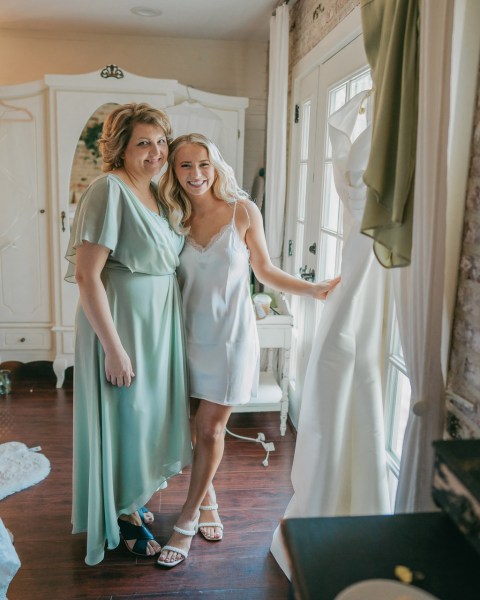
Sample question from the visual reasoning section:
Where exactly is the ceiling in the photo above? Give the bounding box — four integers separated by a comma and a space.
0, 0, 283, 42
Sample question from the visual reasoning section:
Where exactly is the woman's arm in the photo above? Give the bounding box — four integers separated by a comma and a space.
244, 201, 340, 300
75, 241, 135, 387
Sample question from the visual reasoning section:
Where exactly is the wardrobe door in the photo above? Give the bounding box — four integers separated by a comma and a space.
0, 90, 52, 360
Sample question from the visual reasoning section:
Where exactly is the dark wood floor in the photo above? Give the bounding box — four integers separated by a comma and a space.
0, 363, 294, 600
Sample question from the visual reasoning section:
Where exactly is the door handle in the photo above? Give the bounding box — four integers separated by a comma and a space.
308, 242, 317, 255
299, 265, 315, 282
61, 211, 66, 232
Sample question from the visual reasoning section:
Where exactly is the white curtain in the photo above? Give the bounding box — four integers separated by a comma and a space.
270, 90, 390, 578
264, 3, 289, 267
394, 0, 453, 513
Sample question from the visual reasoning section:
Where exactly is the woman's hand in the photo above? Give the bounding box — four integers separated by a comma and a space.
311, 276, 341, 300
105, 347, 135, 387
76, 241, 135, 388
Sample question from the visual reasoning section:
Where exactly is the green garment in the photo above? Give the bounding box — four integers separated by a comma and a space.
65, 174, 192, 565
360, 0, 419, 267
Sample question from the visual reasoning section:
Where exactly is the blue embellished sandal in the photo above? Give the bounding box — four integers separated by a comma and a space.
118, 518, 160, 557
138, 506, 154, 525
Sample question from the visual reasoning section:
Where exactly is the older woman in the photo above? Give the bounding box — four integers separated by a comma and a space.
65, 103, 192, 565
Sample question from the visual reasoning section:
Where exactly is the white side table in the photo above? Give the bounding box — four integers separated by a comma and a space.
233, 293, 293, 436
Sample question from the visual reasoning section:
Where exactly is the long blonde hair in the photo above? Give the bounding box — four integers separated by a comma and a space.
159, 133, 250, 234
98, 103, 172, 172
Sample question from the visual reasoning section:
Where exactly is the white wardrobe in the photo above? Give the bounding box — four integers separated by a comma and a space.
0, 66, 248, 385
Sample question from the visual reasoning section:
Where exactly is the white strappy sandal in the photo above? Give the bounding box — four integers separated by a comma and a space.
198, 503, 224, 541
157, 517, 199, 568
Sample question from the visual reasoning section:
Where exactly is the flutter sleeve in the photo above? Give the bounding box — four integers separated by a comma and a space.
64, 175, 123, 283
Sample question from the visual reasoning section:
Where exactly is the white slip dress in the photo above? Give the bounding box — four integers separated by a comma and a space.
177, 201, 259, 406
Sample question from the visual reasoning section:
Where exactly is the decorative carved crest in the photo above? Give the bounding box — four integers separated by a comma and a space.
100, 65, 124, 79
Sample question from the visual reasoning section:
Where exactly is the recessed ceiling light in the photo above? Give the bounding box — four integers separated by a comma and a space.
130, 6, 162, 17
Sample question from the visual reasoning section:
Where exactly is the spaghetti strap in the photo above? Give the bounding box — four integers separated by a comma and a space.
232, 200, 238, 221
232, 200, 250, 229
242, 202, 251, 227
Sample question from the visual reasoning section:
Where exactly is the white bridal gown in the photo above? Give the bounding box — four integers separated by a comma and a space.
271, 89, 390, 577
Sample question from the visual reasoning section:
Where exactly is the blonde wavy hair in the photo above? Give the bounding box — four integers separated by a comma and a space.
159, 133, 250, 234
98, 103, 172, 172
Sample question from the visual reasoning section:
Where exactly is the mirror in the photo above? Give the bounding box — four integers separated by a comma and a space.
68, 102, 118, 221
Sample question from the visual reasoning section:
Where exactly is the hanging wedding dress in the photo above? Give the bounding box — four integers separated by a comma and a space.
164, 101, 222, 145
271, 89, 390, 577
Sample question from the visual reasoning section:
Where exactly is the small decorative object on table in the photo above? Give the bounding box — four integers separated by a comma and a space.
252, 293, 272, 319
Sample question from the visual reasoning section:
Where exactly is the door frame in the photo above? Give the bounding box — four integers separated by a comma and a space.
284, 8, 363, 427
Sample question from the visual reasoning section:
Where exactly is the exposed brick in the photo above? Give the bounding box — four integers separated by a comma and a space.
459, 254, 480, 283
290, 0, 360, 70
464, 355, 480, 394
466, 179, 480, 212
463, 219, 480, 246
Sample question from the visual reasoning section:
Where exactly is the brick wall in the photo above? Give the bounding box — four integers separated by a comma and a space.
289, 0, 360, 69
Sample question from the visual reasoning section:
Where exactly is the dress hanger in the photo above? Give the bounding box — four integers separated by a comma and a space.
359, 88, 375, 115
0, 99, 34, 121
184, 85, 199, 105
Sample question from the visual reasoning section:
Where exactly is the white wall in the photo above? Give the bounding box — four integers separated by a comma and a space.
0, 28, 268, 192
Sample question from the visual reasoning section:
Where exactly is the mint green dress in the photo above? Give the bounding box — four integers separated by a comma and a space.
65, 174, 192, 566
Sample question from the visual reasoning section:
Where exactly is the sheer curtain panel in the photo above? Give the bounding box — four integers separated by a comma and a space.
393, 0, 453, 513
264, 3, 289, 267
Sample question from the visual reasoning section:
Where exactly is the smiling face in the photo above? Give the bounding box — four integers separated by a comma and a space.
122, 122, 168, 180
173, 143, 216, 200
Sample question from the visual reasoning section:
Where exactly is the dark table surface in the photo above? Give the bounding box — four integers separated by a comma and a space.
281, 511, 480, 600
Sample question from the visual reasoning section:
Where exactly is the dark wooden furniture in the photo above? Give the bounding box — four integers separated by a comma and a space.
282, 512, 480, 600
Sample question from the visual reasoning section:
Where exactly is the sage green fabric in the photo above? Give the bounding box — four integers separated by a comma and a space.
360, 0, 419, 267
65, 174, 192, 565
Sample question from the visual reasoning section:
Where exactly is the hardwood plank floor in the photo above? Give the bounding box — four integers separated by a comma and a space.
0, 363, 294, 599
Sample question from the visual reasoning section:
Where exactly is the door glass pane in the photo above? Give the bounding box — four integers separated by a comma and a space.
350, 71, 372, 96
384, 296, 410, 470
295, 222, 305, 273
322, 162, 341, 232
329, 84, 347, 115
319, 232, 338, 279
390, 370, 411, 459
301, 101, 311, 160
298, 163, 308, 221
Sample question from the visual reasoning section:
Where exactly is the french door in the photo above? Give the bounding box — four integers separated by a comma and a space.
285, 33, 371, 423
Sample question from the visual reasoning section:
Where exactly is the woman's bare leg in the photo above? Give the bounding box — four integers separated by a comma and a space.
159, 399, 232, 563
189, 398, 223, 540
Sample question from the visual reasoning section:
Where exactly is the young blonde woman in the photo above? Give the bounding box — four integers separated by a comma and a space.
156, 133, 340, 567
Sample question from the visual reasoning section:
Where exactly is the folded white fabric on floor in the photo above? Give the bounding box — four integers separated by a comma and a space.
0, 441, 50, 501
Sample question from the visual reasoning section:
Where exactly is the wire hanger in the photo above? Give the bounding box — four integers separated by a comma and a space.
0, 99, 34, 122
184, 85, 198, 105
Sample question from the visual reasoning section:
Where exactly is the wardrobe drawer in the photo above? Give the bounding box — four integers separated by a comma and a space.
1, 329, 52, 350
